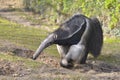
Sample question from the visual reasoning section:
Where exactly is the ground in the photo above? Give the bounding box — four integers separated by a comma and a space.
0, 2, 120, 80
0, 39, 120, 80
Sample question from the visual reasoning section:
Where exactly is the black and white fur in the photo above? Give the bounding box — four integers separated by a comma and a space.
32, 14, 103, 68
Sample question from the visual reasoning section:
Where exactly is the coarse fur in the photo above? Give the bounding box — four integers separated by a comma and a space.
32, 14, 103, 68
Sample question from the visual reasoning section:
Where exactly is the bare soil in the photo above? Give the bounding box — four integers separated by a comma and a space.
0, 3, 120, 79
0, 40, 120, 80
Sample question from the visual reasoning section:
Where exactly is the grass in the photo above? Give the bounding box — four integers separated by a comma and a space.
0, 52, 42, 68
0, 15, 59, 69
0, 17, 46, 49
104, 37, 120, 43
0, 17, 58, 56
97, 38, 120, 65
16, 10, 58, 26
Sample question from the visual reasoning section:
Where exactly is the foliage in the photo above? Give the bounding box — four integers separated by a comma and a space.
23, 0, 120, 29
104, 0, 120, 29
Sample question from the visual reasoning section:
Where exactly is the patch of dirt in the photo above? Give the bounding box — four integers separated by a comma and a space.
34, 54, 120, 80
0, 0, 22, 9
0, 10, 41, 27
0, 39, 34, 58
0, 59, 31, 77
